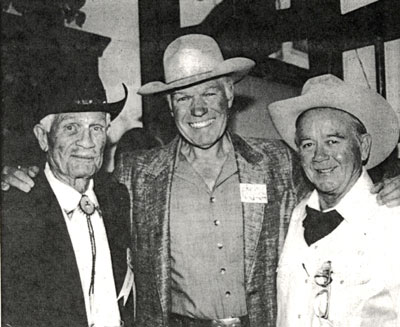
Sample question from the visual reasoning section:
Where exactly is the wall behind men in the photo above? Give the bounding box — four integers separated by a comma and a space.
66, 0, 143, 140
231, 75, 300, 139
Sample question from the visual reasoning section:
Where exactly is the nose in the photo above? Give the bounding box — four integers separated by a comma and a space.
77, 128, 95, 148
191, 96, 208, 117
313, 144, 329, 162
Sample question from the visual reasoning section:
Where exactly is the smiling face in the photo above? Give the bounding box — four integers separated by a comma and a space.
35, 111, 108, 188
295, 108, 371, 208
168, 77, 234, 149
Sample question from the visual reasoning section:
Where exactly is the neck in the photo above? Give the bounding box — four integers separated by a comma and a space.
51, 169, 91, 194
181, 134, 231, 163
318, 169, 362, 211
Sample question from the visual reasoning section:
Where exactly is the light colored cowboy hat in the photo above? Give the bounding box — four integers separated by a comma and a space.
268, 74, 400, 169
138, 34, 255, 95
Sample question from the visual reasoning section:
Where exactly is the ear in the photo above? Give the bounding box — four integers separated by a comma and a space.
225, 82, 235, 108
33, 124, 49, 152
166, 94, 174, 117
359, 133, 372, 162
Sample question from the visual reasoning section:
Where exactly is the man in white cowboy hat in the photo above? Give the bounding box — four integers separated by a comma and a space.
269, 74, 400, 327
113, 35, 400, 327
1, 81, 134, 327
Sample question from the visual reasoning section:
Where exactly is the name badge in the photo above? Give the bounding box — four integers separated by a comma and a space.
240, 183, 268, 203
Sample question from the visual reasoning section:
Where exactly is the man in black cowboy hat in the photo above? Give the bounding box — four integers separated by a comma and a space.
1, 82, 134, 327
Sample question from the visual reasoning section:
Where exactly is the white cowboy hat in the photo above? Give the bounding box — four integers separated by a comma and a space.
138, 34, 255, 95
268, 74, 399, 169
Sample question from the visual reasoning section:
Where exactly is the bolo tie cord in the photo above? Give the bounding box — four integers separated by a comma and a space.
85, 212, 97, 296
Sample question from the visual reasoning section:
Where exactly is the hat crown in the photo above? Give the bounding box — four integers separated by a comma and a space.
301, 74, 343, 95
163, 34, 224, 84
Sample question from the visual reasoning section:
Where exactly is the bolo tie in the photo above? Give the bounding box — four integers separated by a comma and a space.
79, 195, 97, 302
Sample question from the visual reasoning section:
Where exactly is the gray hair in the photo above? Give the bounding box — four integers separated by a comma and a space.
39, 114, 56, 132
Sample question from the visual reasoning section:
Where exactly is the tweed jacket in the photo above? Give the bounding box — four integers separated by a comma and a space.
116, 133, 310, 327
1, 170, 134, 327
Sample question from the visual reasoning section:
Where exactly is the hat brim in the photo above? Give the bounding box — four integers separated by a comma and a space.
39, 84, 128, 121
138, 58, 255, 95
268, 83, 399, 169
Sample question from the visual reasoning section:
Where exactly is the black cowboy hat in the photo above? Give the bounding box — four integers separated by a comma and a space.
36, 78, 128, 121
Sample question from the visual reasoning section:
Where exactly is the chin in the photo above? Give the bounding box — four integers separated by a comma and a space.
69, 165, 98, 179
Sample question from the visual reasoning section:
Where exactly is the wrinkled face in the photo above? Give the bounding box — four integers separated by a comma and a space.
46, 112, 108, 182
169, 77, 234, 149
296, 108, 370, 200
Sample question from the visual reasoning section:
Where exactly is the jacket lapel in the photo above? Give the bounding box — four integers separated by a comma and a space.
144, 137, 179, 318
35, 173, 87, 323
231, 134, 267, 283
94, 173, 134, 324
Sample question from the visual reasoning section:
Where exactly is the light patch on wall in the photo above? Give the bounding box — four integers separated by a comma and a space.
343, 45, 376, 90
341, 0, 379, 14
275, 0, 291, 10
384, 38, 400, 153
66, 0, 143, 136
180, 0, 224, 28
268, 41, 309, 69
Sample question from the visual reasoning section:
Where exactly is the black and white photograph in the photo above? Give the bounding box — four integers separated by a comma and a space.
1, 0, 400, 326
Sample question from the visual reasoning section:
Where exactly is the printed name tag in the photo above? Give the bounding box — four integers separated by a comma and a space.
240, 183, 268, 203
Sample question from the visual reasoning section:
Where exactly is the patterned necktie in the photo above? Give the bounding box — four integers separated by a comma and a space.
79, 195, 97, 297
303, 205, 344, 246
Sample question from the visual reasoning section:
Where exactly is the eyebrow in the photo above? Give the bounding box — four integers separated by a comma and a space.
297, 132, 346, 141
327, 133, 346, 139
172, 91, 189, 97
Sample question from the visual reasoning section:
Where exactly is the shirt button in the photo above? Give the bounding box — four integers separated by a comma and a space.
217, 243, 223, 249
214, 220, 220, 226
225, 291, 231, 297
210, 196, 216, 203
220, 268, 226, 274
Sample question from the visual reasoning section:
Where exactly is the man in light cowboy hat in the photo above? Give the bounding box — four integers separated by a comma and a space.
114, 35, 400, 327
1, 81, 134, 327
269, 74, 400, 326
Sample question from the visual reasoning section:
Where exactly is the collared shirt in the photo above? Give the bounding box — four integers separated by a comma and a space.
45, 163, 121, 327
277, 169, 400, 327
170, 140, 247, 319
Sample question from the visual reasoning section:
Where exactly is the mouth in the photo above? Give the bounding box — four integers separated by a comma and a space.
72, 155, 95, 160
189, 118, 215, 129
315, 167, 336, 175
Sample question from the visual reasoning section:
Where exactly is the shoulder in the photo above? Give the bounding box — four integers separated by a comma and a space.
2, 174, 51, 214
292, 196, 310, 221
235, 135, 298, 172
1, 176, 53, 234
237, 135, 291, 154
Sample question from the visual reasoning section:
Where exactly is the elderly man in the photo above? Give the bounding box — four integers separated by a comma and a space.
3, 35, 400, 327
1, 83, 133, 327
269, 74, 400, 326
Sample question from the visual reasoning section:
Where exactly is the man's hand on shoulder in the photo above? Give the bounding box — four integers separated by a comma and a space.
1, 166, 39, 193
371, 175, 400, 208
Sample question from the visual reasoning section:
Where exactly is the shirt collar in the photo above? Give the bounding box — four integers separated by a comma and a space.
44, 162, 98, 214
307, 168, 376, 225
